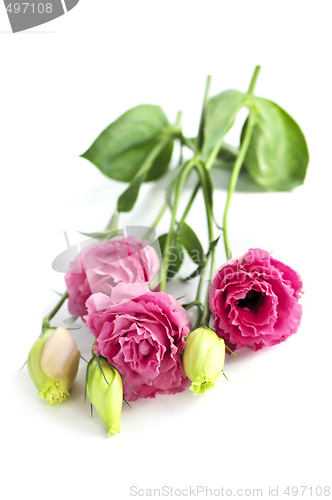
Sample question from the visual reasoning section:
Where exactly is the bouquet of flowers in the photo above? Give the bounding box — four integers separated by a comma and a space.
24, 66, 308, 435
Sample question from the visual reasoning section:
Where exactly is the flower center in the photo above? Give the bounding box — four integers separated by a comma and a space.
138, 339, 153, 357
237, 290, 264, 313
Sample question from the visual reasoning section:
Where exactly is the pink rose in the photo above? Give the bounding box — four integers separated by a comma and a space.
209, 248, 303, 352
84, 283, 191, 401
65, 236, 160, 318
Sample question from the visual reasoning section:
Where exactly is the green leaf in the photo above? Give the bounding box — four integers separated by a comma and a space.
117, 174, 146, 213
81, 104, 171, 182
106, 211, 119, 231
181, 235, 221, 281
182, 137, 196, 151
177, 221, 205, 265
181, 264, 203, 281
117, 138, 174, 213
243, 97, 309, 190
158, 233, 168, 255
167, 238, 184, 280
213, 143, 239, 169
176, 294, 188, 301
145, 140, 174, 182
78, 229, 123, 242
208, 234, 222, 252
158, 233, 184, 280
202, 90, 245, 157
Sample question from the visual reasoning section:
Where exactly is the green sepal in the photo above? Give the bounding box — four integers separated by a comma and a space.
86, 356, 123, 435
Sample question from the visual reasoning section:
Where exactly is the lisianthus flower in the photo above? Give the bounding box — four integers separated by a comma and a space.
86, 356, 123, 435
27, 327, 80, 405
182, 327, 225, 395
65, 236, 160, 318
209, 248, 303, 352
84, 283, 191, 401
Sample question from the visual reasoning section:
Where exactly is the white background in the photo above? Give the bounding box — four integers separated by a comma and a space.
1, 1, 331, 499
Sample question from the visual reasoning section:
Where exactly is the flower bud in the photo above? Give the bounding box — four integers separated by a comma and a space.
27, 327, 80, 405
86, 357, 123, 435
182, 327, 225, 395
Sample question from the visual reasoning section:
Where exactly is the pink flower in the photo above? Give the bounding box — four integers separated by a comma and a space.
84, 283, 191, 401
209, 248, 303, 353
65, 236, 160, 318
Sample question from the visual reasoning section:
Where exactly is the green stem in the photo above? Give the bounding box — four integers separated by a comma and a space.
178, 134, 196, 151
197, 75, 212, 152
191, 162, 215, 326
151, 204, 167, 230
174, 110, 182, 129
247, 65, 261, 97
163, 67, 262, 236
179, 143, 183, 166
195, 253, 210, 303
160, 161, 195, 291
42, 291, 69, 329
195, 165, 214, 244
180, 182, 200, 223
200, 239, 217, 327
222, 112, 255, 260
200, 291, 211, 327
159, 78, 217, 292
176, 72, 249, 233
143, 202, 168, 241
181, 72, 260, 326
222, 66, 260, 260
146, 114, 184, 236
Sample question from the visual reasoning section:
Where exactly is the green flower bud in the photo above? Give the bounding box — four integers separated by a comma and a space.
86, 357, 123, 435
27, 327, 80, 405
182, 327, 225, 395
